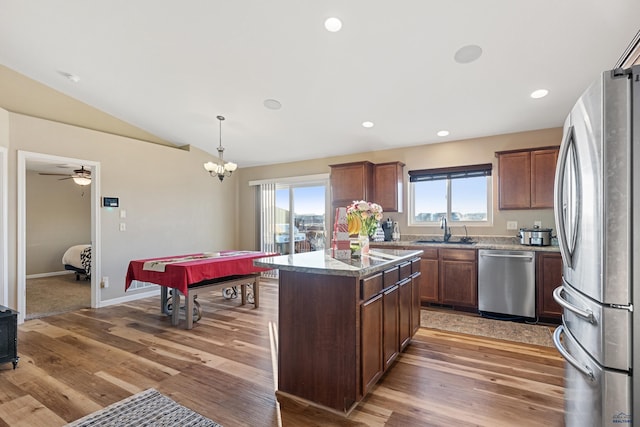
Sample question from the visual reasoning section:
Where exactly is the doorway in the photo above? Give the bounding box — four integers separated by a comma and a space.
0, 147, 7, 307
17, 151, 101, 323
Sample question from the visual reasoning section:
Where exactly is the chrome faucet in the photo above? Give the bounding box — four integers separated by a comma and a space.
440, 216, 452, 242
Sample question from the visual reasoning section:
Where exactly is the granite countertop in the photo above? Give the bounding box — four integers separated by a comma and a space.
253, 248, 423, 278
370, 235, 560, 252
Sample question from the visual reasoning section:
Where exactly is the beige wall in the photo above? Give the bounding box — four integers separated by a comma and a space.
237, 127, 562, 249
6, 111, 239, 307
25, 171, 91, 275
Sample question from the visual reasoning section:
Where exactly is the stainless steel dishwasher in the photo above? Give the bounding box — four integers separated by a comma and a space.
478, 249, 536, 318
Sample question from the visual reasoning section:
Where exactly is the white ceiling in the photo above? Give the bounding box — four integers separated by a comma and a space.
1, 1, 639, 168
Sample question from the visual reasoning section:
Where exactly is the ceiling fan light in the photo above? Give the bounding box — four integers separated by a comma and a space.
72, 176, 91, 186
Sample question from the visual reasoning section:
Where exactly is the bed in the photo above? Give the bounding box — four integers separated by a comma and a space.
62, 244, 92, 280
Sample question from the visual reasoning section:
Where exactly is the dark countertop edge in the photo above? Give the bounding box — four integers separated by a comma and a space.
253, 249, 423, 278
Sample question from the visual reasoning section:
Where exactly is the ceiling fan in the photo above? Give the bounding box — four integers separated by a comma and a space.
39, 166, 92, 186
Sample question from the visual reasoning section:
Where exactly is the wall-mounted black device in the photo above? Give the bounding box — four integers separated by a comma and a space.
102, 197, 119, 207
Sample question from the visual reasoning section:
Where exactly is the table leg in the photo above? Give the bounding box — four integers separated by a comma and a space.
253, 275, 260, 308
171, 290, 180, 326
161, 286, 168, 315
186, 291, 194, 330
241, 284, 247, 305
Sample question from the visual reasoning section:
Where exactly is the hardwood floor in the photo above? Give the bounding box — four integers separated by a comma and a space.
0, 279, 565, 427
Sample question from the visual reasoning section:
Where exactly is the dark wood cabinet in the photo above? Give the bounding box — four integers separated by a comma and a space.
497, 146, 559, 210
537, 251, 563, 321
0, 306, 18, 369
329, 161, 374, 208
373, 161, 405, 212
400, 246, 438, 304
398, 277, 412, 351
382, 284, 399, 369
531, 149, 559, 208
361, 293, 383, 395
330, 160, 404, 212
410, 258, 422, 336
439, 249, 478, 308
398, 246, 476, 309
276, 253, 421, 414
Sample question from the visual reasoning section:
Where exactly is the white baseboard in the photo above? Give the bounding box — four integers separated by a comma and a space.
98, 289, 161, 308
26, 271, 73, 279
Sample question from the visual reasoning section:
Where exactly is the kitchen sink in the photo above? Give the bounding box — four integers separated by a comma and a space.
413, 239, 475, 245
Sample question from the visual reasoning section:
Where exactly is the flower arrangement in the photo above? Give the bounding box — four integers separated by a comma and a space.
347, 200, 383, 237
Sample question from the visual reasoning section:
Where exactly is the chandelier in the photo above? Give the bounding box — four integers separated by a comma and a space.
203, 115, 237, 182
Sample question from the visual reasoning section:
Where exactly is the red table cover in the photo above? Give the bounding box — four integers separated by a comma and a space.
125, 250, 274, 295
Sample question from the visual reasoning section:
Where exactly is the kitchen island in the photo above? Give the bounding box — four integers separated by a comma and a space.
254, 248, 423, 416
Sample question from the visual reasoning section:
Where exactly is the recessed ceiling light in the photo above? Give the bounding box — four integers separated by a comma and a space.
530, 89, 549, 99
58, 71, 80, 83
324, 17, 342, 32
454, 45, 483, 64
263, 99, 282, 110
437, 130, 450, 137
362, 121, 374, 128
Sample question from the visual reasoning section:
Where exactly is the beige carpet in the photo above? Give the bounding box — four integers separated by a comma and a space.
26, 273, 91, 320
421, 309, 554, 347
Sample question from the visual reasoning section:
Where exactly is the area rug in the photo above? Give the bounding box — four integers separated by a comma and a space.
66, 389, 222, 427
421, 309, 554, 347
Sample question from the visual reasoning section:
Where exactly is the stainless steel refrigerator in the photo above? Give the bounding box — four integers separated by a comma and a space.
552, 65, 639, 426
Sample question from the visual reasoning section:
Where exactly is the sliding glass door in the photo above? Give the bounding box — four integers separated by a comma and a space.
274, 184, 326, 255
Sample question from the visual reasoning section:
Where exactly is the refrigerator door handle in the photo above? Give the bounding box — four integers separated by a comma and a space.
553, 325, 595, 382
554, 124, 579, 269
552, 284, 596, 323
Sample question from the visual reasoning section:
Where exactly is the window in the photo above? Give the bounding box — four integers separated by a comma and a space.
408, 163, 492, 225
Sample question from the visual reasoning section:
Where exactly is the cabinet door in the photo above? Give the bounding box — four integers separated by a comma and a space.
498, 151, 531, 209
406, 247, 438, 303
361, 294, 383, 395
330, 161, 374, 208
398, 278, 412, 351
439, 249, 477, 308
537, 252, 563, 320
531, 149, 559, 208
383, 285, 399, 370
373, 162, 404, 213
411, 271, 422, 335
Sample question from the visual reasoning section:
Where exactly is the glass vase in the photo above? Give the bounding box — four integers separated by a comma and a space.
358, 231, 370, 255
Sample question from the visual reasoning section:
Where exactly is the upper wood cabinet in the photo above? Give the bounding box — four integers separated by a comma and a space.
496, 146, 559, 210
373, 162, 405, 212
330, 160, 404, 212
329, 161, 374, 209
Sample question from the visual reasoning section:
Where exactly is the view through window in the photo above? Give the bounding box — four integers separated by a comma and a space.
275, 185, 326, 254
410, 165, 492, 225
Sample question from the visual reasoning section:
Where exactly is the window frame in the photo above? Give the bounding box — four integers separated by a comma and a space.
408, 164, 493, 227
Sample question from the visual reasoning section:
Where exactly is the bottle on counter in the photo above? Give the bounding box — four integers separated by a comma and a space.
392, 221, 400, 241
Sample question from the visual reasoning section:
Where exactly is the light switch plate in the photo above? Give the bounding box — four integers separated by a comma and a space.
119, 223, 126, 232
507, 221, 518, 230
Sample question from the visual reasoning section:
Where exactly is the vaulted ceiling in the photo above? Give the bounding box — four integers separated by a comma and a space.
1, 1, 638, 167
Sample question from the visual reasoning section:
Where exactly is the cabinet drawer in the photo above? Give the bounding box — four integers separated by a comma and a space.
421, 248, 438, 259
440, 248, 476, 261
383, 267, 399, 288
361, 273, 383, 301
399, 262, 412, 281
